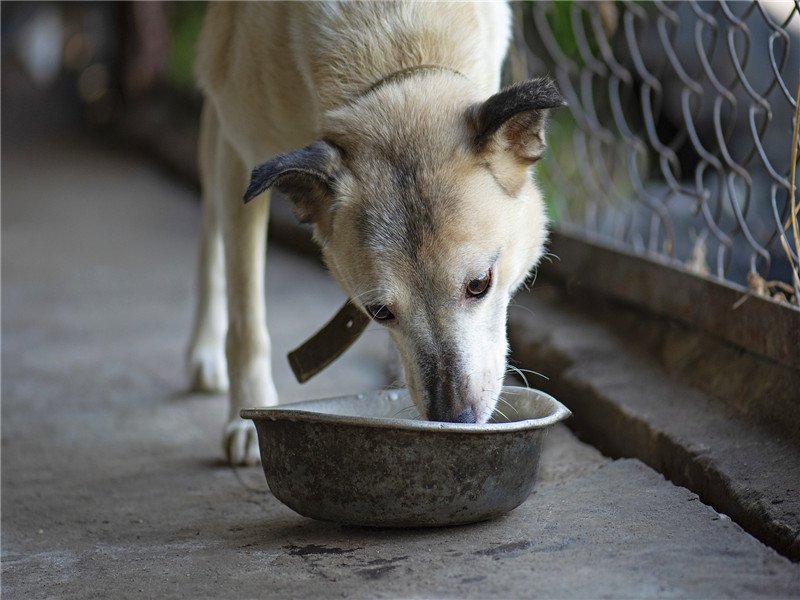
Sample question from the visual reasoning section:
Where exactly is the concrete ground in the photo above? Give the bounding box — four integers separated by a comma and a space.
3, 113, 800, 597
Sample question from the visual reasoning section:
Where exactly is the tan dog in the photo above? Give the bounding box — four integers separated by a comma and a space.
187, 1, 563, 464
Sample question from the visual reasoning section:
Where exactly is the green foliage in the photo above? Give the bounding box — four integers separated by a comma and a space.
538, 110, 578, 223
166, 2, 206, 90
546, 0, 580, 62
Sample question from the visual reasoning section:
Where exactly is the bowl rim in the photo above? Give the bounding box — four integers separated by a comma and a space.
241, 386, 571, 434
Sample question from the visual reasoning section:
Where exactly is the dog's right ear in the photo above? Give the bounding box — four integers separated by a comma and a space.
469, 77, 565, 194
243, 140, 343, 224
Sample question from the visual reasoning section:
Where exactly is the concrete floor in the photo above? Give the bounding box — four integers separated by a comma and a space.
3, 118, 800, 597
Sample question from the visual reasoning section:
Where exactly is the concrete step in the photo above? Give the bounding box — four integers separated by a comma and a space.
509, 287, 800, 561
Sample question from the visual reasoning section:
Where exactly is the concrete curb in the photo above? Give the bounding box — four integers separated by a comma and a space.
508, 289, 800, 561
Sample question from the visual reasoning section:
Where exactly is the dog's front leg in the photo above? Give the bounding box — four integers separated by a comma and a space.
187, 104, 229, 394
219, 139, 279, 465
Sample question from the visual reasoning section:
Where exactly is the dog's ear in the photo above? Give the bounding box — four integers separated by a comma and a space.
470, 77, 564, 192
243, 140, 342, 224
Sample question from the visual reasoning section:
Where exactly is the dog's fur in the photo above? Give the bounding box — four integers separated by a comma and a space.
188, 1, 563, 464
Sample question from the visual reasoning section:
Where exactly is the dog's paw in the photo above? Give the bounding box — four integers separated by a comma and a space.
223, 419, 260, 466
187, 345, 229, 393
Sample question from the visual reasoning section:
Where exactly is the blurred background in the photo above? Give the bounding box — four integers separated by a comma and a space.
2, 2, 204, 181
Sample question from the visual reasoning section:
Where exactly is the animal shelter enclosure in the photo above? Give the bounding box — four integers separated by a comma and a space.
3, 1, 800, 597
515, 1, 800, 304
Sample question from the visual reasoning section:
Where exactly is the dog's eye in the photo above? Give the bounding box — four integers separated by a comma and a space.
366, 304, 395, 322
466, 270, 492, 299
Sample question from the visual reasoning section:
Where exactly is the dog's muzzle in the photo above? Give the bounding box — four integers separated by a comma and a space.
420, 356, 478, 424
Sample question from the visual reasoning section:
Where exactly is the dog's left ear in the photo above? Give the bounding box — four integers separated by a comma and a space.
243, 140, 343, 224
470, 77, 565, 192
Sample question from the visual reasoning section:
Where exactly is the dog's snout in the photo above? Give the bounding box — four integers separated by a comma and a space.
429, 402, 477, 423
454, 406, 477, 423
419, 349, 481, 423
425, 375, 477, 423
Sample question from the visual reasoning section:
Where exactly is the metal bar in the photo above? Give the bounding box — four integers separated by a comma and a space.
540, 227, 800, 370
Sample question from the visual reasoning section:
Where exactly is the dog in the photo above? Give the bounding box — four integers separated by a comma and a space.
187, 1, 563, 464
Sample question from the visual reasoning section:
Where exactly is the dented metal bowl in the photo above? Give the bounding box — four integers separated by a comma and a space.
241, 386, 570, 527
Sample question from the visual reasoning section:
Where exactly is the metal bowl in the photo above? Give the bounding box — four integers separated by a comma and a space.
241, 386, 570, 527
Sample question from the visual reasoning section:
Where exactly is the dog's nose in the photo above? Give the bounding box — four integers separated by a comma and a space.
423, 368, 477, 423
428, 403, 477, 423
453, 406, 477, 424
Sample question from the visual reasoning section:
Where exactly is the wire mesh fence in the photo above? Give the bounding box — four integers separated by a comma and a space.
509, 0, 800, 308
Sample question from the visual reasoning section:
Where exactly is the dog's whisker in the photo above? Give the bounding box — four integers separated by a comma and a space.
390, 405, 417, 418
506, 365, 530, 389
541, 252, 560, 265
405, 407, 422, 420
507, 302, 536, 317
512, 367, 549, 381
528, 269, 538, 289
497, 395, 519, 415
492, 406, 509, 422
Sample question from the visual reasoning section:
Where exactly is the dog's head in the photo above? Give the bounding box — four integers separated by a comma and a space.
245, 76, 563, 423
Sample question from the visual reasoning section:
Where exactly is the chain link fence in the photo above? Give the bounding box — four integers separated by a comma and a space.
510, 0, 800, 308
